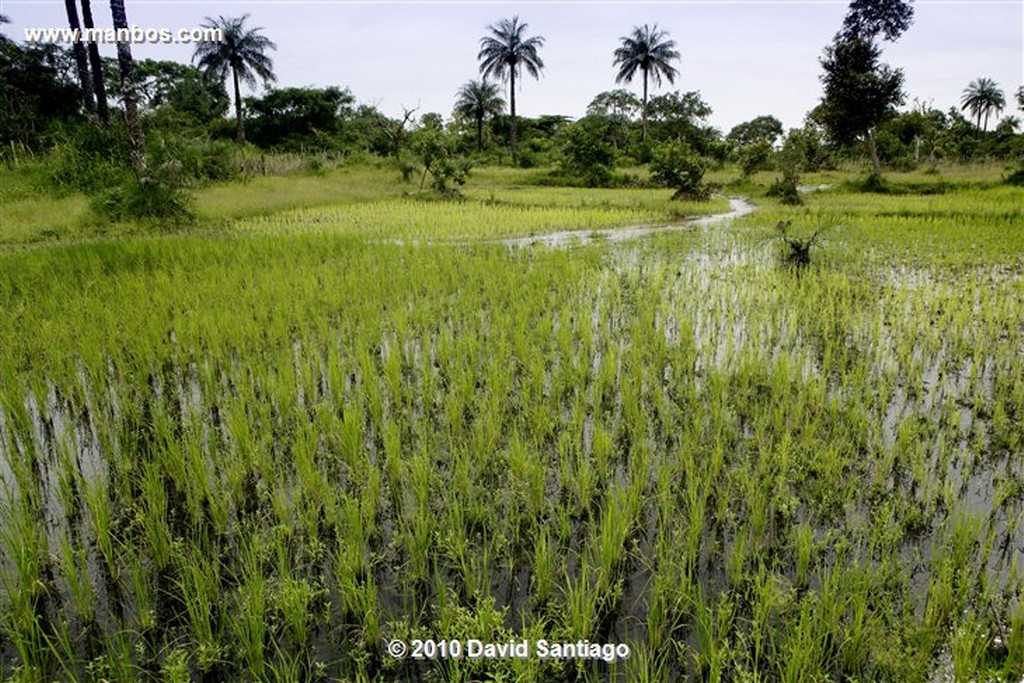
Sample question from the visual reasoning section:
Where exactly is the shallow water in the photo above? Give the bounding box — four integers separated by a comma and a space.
500, 197, 756, 248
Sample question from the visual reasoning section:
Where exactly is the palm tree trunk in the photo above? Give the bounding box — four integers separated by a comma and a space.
232, 66, 245, 143
509, 68, 517, 162
64, 0, 97, 117
865, 128, 881, 178
80, 0, 109, 123
109, 0, 147, 179
641, 68, 648, 143
476, 115, 483, 152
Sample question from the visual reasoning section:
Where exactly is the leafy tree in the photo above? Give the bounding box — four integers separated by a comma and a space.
960, 78, 1005, 131
781, 118, 832, 171
453, 79, 504, 152
738, 139, 774, 177
587, 89, 640, 120
727, 115, 783, 150
818, 40, 904, 178
477, 16, 544, 161
613, 24, 680, 142
1017, 86, 1024, 112
586, 89, 640, 152
0, 40, 82, 149
192, 14, 277, 143
558, 115, 617, 187
818, 0, 912, 179
103, 59, 228, 123
840, 0, 914, 42
649, 140, 709, 200
410, 124, 471, 197
645, 90, 713, 151
246, 86, 354, 150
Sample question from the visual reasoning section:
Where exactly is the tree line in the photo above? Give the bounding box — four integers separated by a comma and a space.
2, 1, 1023, 205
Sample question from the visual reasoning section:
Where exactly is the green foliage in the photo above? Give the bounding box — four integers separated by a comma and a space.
727, 115, 783, 149
1004, 166, 1024, 186
841, 0, 914, 42
649, 140, 711, 200
90, 176, 193, 223
0, 41, 82, 151
645, 90, 714, 148
818, 37, 905, 147
738, 139, 774, 177
41, 122, 132, 194
410, 126, 472, 197
780, 122, 833, 171
774, 219, 830, 266
960, 77, 1006, 131
557, 116, 617, 187
245, 86, 355, 151
146, 129, 239, 183
1, 168, 1024, 681
766, 170, 803, 205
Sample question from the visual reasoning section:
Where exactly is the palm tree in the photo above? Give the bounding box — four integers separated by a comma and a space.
64, 0, 97, 116
478, 16, 544, 161
192, 14, 276, 143
454, 80, 505, 152
960, 78, 1005, 131
81, 0, 109, 123
613, 24, 680, 142
109, 0, 146, 178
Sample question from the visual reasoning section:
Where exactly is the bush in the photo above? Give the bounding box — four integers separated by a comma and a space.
775, 220, 830, 268
558, 118, 617, 187
90, 177, 194, 224
1005, 167, 1024, 186
766, 166, 803, 205
649, 141, 713, 200
146, 130, 238, 183
738, 140, 774, 178
42, 123, 132, 194
411, 129, 472, 198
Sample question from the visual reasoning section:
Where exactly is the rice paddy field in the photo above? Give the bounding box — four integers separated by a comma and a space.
0, 164, 1022, 681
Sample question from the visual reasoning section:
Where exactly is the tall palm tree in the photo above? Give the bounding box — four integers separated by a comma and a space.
478, 16, 544, 161
960, 78, 1005, 131
613, 24, 680, 142
64, 0, 97, 116
81, 0, 109, 123
109, 0, 146, 178
454, 80, 505, 152
192, 14, 276, 143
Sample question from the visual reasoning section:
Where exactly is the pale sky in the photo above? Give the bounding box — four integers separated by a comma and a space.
3, 1, 1021, 133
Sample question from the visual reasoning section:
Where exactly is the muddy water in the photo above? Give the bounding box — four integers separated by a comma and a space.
500, 197, 756, 248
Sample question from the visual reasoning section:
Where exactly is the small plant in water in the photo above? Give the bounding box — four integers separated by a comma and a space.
775, 220, 830, 268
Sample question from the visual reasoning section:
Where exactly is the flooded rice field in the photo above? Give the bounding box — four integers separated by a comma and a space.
1, 185, 1023, 681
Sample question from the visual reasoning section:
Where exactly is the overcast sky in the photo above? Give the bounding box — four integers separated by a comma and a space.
3, 0, 1021, 132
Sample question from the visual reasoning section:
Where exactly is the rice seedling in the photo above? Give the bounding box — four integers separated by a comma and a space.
0, 166, 1020, 680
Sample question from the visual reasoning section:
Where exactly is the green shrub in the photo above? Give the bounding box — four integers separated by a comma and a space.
90, 177, 193, 224
1005, 167, 1024, 186
649, 141, 712, 200
42, 124, 132, 194
738, 140, 774, 178
767, 166, 803, 205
